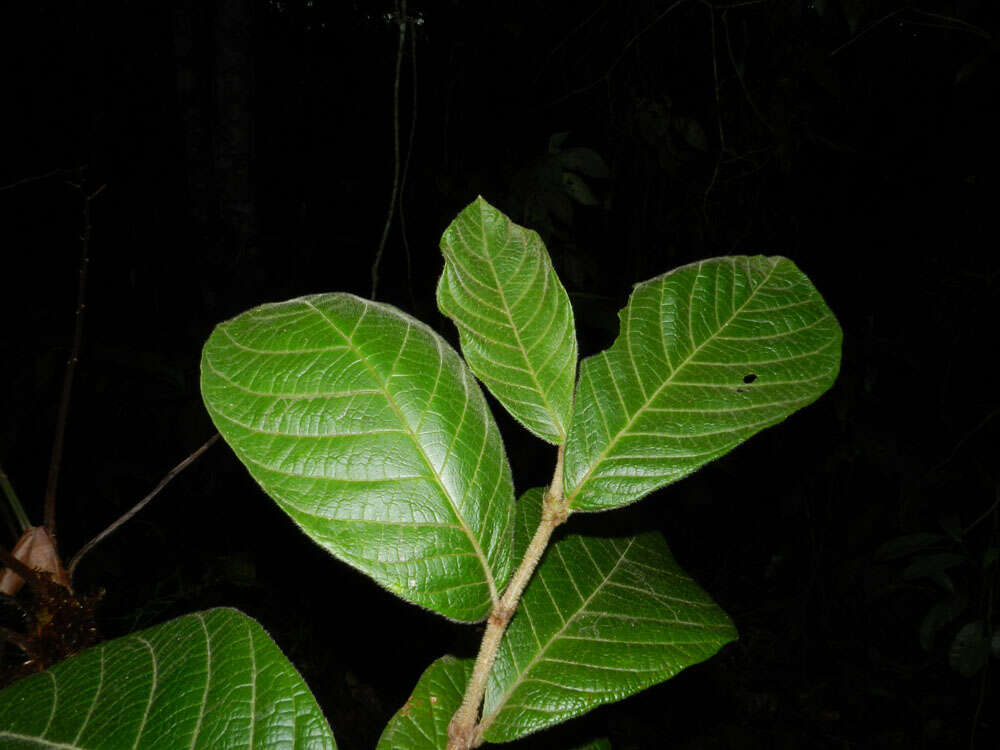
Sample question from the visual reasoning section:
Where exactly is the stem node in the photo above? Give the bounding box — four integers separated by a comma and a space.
446, 445, 569, 748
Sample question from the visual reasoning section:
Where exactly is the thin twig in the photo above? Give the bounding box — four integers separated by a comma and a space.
398, 21, 418, 310
67, 434, 219, 581
901, 18, 991, 38
723, 10, 772, 134
829, 9, 904, 57
928, 406, 1000, 476
44, 182, 106, 534
0, 465, 30, 532
703, 4, 724, 224
529, 0, 611, 91
538, 0, 689, 110
371, 0, 407, 300
912, 9, 991, 40
0, 166, 84, 193
962, 488, 999, 537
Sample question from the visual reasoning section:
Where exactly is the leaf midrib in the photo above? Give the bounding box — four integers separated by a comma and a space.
301, 298, 500, 605
567, 259, 779, 506
0, 731, 84, 749
479, 537, 637, 737
484, 242, 564, 441
450, 207, 566, 441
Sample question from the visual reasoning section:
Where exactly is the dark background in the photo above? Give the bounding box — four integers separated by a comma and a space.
2, 1, 998, 748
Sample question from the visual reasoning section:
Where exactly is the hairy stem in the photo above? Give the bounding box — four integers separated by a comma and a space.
447, 446, 568, 749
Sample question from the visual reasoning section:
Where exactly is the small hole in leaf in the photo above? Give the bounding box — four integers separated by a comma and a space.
743, 373, 757, 384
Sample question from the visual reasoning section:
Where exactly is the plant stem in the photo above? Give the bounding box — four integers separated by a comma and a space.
67, 434, 219, 581
447, 446, 569, 750
370, 0, 407, 300
0, 547, 46, 591
44, 181, 105, 534
0, 465, 31, 532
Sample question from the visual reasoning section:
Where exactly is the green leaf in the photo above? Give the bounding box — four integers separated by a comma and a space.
555, 147, 610, 179
437, 196, 578, 444
874, 533, 952, 561
377, 656, 473, 750
565, 256, 842, 511
201, 293, 515, 622
561, 172, 599, 206
0, 608, 335, 749
902, 553, 967, 582
918, 593, 968, 651
949, 621, 991, 677
481, 489, 737, 742
572, 740, 613, 750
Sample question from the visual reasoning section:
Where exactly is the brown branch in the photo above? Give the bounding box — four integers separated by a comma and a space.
448, 446, 569, 749
44, 182, 106, 534
67, 434, 220, 581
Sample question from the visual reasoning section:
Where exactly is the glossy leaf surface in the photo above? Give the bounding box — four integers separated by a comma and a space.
0, 608, 335, 749
201, 293, 515, 621
565, 256, 841, 511
481, 489, 737, 742
377, 656, 473, 750
438, 196, 577, 444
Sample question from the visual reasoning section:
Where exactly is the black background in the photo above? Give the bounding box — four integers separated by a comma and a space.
2, 1, 998, 748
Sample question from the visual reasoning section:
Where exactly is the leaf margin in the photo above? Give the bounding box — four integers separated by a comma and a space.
564, 255, 842, 512
437, 195, 578, 444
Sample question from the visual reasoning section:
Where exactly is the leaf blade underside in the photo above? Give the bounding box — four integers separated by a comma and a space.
438, 196, 578, 444
0, 608, 335, 749
565, 256, 842, 511
481, 489, 737, 742
377, 656, 473, 750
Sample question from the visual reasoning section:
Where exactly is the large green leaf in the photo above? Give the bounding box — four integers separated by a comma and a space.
481, 489, 737, 742
565, 256, 841, 511
438, 196, 578, 444
0, 608, 335, 749
201, 294, 515, 622
377, 656, 473, 750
